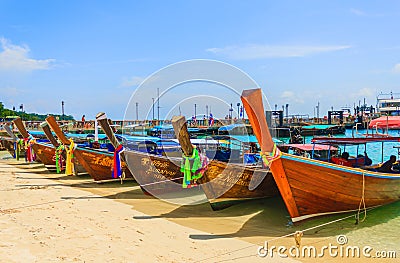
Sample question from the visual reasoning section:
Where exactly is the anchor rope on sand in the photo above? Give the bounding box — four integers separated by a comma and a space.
294, 230, 303, 248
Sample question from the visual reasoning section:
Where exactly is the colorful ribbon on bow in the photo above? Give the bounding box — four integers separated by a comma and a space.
181, 147, 208, 188
112, 144, 124, 179
25, 136, 36, 162
65, 138, 75, 175
260, 144, 282, 168
13, 141, 17, 159
14, 139, 23, 160
55, 144, 65, 173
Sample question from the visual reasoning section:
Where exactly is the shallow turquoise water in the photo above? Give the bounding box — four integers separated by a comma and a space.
293, 129, 400, 164
290, 200, 400, 254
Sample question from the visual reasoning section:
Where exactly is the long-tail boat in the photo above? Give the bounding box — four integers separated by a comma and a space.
40, 122, 89, 175
241, 88, 400, 222
12, 117, 43, 163
1, 124, 17, 157
97, 113, 278, 208
46, 115, 133, 181
12, 117, 86, 173
96, 112, 184, 194
172, 115, 279, 209
2, 122, 26, 159
0, 136, 19, 158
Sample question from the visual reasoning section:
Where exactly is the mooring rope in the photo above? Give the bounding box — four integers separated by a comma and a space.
138, 176, 184, 187
356, 172, 367, 224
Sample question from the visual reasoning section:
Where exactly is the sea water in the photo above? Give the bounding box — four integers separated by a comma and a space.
302, 129, 400, 164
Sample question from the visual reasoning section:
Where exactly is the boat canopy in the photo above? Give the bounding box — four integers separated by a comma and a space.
312, 136, 400, 145
151, 124, 174, 130
116, 134, 160, 142
302, 124, 337, 130
218, 123, 248, 132
28, 130, 45, 136
171, 138, 219, 145
285, 143, 338, 151
369, 116, 400, 129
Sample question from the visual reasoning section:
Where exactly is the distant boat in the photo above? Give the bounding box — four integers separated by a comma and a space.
369, 116, 400, 130
242, 88, 400, 223
299, 124, 345, 136
376, 92, 400, 116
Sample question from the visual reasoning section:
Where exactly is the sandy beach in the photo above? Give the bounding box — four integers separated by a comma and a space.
1, 151, 398, 262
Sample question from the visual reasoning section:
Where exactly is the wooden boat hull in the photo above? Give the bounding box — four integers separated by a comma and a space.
199, 162, 278, 210
74, 147, 133, 182
32, 142, 85, 173
123, 150, 184, 194
0, 138, 6, 151
32, 142, 59, 171
271, 153, 400, 222
123, 149, 279, 208
1, 138, 26, 158
1, 138, 15, 157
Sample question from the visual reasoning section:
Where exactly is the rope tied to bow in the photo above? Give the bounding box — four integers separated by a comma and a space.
260, 144, 282, 168
356, 172, 367, 224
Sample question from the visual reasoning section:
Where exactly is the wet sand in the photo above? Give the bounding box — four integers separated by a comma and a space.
1, 151, 397, 262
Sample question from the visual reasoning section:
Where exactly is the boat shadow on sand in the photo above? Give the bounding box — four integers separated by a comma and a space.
190, 200, 400, 240
7, 160, 400, 240
131, 195, 400, 239
76, 180, 400, 240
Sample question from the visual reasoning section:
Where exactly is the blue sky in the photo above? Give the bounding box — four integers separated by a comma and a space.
0, 0, 399, 120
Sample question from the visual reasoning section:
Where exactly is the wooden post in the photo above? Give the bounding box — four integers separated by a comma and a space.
46, 115, 93, 176
4, 122, 17, 141
40, 122, 60, 147
46, 115, 71, 145
96, 112, 120, 148
13, 117, 30, 138
171, 115, 193, 157
241, 89, 274, 153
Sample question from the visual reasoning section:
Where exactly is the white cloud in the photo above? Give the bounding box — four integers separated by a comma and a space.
393, 63, 400, 74
206, 44, 351, 60
347, 88, 375, 103
0, 37, 55, 72
280, 90, 305, 104
120, 76, 145, 87
350, 8, 366, 16
350, 8, 385, 17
